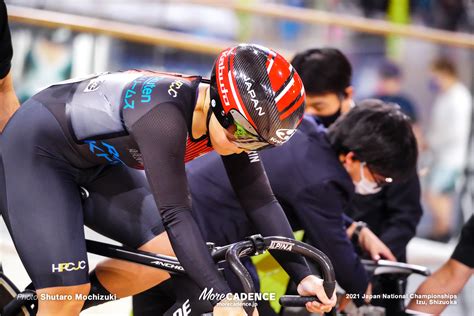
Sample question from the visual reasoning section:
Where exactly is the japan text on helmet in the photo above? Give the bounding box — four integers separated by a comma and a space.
209, 44, 306, 150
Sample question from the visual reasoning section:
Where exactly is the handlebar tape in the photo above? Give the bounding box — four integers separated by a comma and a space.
279, 295, 319, 306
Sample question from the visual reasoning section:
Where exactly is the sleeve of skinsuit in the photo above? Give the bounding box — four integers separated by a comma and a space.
291, 179, 369, 300
0, 0, 13, 79
221, 152, 312, 285
378, 174, 423, 261
130, 103, 231, 300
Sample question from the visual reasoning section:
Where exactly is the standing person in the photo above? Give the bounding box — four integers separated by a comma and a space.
1, 44, 335, 316
374, 60, 418, 122
0, 0, 20, 132
425, 56, 472, 241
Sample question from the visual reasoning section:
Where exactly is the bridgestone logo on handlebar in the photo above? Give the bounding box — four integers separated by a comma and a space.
199, 288, 276, 303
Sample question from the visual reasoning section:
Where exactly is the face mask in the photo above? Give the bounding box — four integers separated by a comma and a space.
354, 162, 382, 195
316, 107, 341, 128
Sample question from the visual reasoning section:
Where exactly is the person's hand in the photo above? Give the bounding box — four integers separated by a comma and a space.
213, 298, 259, 316
0, 71, 20, 132
297, 275, 337, 314
359, 227, 396, 261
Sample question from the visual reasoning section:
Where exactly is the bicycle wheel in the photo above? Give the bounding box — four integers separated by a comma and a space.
0, 272, 31, 316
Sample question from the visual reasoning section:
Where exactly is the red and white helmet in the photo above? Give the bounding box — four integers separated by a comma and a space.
209, 44, 306, 150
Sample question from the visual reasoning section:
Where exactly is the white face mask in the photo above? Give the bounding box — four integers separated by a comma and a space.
354, 162, 382, 195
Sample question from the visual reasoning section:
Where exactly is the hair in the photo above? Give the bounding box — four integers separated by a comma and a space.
291, 48, 352, 96
378, 60, 402, 79
327, 99, 418, 182
431, 56, 458, 77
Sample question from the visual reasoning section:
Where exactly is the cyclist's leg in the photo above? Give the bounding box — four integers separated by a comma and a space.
83, 165, 173, 298
2, 100, 90, 316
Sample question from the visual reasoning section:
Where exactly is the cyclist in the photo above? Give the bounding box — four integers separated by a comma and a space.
0, 0, 20, 131
1, 44, 335, 316
406, 214, 474, 314
133, 99, 419, 315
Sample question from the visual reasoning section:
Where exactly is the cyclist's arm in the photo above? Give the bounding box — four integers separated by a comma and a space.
378, 174, 422, 261
221, 152, 311, 284
293, 180, 369, 301
131, 104, 231, 299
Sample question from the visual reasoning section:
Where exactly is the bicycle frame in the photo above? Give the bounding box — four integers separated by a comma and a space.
1, 234, 336, 316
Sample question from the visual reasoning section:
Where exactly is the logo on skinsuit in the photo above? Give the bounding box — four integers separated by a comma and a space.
52, 261, 86, 273
123, 76, 163, 109
83, 77, 105, 92
172, 299, 191, 316
168, 79, 184, 98
84, 140, 125, 165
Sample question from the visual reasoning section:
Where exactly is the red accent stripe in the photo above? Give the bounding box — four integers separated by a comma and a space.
279, 95, 304, 120
184, 137, 214, 163
276, 76, 303, 113
267, 55, 292, 92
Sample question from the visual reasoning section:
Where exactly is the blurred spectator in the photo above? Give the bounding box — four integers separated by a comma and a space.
373, 60, 425, 150
431, 0, 469, 31
425, 56, 472, 241
375, 61, 417, 121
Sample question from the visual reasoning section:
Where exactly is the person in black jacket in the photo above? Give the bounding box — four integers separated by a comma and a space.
291, 48, 423, 263
0, 0, 19, 131
292, 48, 423, 313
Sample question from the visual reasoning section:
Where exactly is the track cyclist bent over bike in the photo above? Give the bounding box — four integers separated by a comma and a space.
1, 44, 335, 316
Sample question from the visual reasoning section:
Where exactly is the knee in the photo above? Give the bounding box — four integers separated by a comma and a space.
139, 232, 175, 257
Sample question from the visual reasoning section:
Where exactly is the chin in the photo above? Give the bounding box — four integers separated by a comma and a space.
211, 137, 239, 156
213, 145, 237, 156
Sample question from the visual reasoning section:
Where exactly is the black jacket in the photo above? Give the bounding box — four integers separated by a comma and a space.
347, 174, 423, 262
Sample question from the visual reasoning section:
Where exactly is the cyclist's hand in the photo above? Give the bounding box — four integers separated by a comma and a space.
297, 275, 336, 314
359, 227, 396, 261
213, 298, 259, 316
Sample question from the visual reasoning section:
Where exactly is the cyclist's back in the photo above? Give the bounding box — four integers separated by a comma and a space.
27, 70, 207, 169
